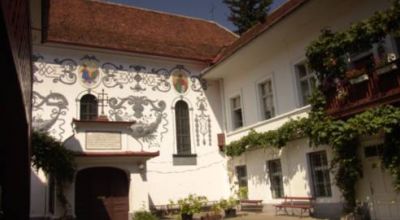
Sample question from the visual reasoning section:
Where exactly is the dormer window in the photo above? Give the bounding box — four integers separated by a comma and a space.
80, 94, 98, 120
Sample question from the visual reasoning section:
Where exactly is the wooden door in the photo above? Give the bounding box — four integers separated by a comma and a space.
362, 146, 400, 220
75, 167, 129, 220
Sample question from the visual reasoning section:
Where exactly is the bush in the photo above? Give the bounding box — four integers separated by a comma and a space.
133, 211, 158, 220
177, 194, 208, 215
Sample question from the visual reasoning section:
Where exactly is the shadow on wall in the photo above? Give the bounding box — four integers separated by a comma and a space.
30, 167, 48, 218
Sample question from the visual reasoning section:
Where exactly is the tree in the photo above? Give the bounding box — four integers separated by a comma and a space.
224, 0, 273, 34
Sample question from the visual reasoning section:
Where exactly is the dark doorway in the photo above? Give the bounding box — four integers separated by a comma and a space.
75, 167, 129, 220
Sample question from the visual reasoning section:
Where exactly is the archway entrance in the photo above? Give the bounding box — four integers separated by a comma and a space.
75, 167, 129, 220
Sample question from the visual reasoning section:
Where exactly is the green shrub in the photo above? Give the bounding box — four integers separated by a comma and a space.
133, 211, 158, 220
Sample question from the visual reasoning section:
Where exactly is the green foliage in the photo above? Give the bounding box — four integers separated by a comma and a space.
133, 211, 158, 220
224, 89, 400, 212
224, 1, 400, 213
31, 131, 76, 207
305, 0, 400, 84
176, 194, 208, 215
218, 197, 238, 210
237, 186, 248, 200
223, 0, 272, 34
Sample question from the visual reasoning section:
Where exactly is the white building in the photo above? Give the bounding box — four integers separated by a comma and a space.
29, 0, 400, 219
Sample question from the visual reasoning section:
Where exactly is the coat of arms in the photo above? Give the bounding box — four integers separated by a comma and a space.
79, 56, 101, 88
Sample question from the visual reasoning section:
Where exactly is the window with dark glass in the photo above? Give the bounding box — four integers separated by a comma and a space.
259, 79, 275, 120
235, 165, 248, 187
267, 159, 284, 198
80, 94, 98, 120
309, 151, 332, 197
231, 96, 243, 129
295, 63, 316, 106
175, 101, 191, 155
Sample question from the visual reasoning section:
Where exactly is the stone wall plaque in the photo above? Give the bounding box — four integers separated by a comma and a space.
86, 131, 121, 150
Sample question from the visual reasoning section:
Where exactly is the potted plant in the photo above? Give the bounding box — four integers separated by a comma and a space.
177, 194, 208, 220
219, 197, 239, 218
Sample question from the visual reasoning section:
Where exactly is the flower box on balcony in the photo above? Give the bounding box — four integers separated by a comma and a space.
376, 62, 398, 75
345, 68, 369, 84
349, 74, 369, 84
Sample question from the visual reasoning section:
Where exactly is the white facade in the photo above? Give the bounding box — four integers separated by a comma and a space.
30, 44, 229, 218
29, 0, 400, 219
204, 0, 399, 219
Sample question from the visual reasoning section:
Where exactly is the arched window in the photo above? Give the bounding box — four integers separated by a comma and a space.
80, 94, 98, 120
175, 100, 191, 155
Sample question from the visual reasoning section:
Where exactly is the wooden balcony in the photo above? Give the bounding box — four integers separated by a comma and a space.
326, 59, 400, 118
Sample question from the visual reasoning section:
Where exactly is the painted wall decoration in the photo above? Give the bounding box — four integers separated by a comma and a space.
190, 75, 208, 94
101, 64, 173, 92
108, 96, 168, 148
146, 67, 171, 92
33, 53, 78, 85
79, 55, 101, 88
195, 97, 212, 146
32, 91, 69, 140
172, 67, 189, 94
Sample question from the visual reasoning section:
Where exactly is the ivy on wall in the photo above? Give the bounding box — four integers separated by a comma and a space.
306, 0, 400, 86
32, 131, 76, 211
225, 0, 400, 213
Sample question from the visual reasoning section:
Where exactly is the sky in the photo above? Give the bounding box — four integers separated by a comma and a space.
107, 0, 287, 31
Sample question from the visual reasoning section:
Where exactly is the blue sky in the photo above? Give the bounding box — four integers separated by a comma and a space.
107, 0, 287, 30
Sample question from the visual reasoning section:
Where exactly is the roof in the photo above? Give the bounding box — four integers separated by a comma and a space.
75, 151, 160, 158
42, 0, 238, 62
205, 0, 309, 74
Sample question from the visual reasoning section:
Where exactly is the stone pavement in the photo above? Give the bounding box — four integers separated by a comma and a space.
228, 212, 320, 220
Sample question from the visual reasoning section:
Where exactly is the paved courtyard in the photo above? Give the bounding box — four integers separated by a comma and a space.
161, 212, 321, 220
228, 212, 320, 220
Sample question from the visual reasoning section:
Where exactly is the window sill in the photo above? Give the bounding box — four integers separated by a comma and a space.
173, 154, 197, 158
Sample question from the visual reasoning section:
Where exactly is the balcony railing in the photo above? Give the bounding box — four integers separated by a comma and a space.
326, 59, 400, 118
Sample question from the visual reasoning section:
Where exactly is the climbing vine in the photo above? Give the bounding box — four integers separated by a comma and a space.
306, 0, 400, 86
31, 131, 76, 212
225, 1, 400, 213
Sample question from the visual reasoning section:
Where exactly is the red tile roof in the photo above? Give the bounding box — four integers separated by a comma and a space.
42, 0, 238, 62
206, 0, 309, 71
75, 151, 160, 158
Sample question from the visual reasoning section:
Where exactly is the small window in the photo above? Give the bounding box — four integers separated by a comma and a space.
175, 101, 191, 155
231, 96, 243, 129
267, 159, 284, 198
80, 94, 98, 120
259, 79, 275, 120
295, 63, 316, 106
309, 151, 332, 197
235, 165, 248, 187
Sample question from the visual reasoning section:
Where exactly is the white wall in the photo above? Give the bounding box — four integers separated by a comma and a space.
30, 44, 230, 218
204, 0, 392, 218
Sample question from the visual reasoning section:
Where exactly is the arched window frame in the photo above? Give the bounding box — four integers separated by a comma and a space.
172, 98, 194, 156
79, 93, 98, 121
